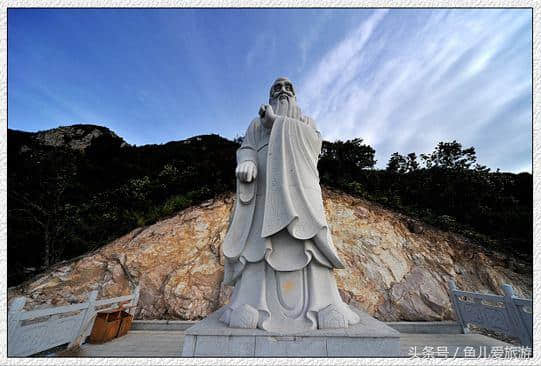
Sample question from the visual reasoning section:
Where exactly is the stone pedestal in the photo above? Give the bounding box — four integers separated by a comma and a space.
182, 306, 400, 357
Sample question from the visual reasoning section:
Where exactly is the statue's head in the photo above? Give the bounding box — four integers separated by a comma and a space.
269, 77, 296, 102
269, 77, 299, 118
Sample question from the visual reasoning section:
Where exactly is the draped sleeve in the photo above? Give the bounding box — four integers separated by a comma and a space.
261, 116, 344, 268
222, 119, 259, 261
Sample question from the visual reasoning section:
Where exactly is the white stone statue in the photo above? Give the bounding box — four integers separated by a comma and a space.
220, 77, 360, 332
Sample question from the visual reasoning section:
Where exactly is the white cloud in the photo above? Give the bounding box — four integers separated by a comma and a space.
297, 9, 531, 172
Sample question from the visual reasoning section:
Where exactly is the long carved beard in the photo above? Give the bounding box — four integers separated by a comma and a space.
270, 94, 302, 120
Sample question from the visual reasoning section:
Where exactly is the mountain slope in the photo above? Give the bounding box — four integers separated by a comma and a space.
8, 189, 531, 321
8, 126, 239, 285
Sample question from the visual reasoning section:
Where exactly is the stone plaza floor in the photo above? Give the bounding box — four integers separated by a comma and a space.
56, 329, 517, 358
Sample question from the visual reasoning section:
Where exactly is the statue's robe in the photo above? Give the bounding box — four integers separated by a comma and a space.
221, 113, 360, 331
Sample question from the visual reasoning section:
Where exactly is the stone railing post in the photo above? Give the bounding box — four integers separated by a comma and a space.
447, 280, 468, 334
502, 284, 531, 347
8, 297, 26, 356
67, 290, 98, 350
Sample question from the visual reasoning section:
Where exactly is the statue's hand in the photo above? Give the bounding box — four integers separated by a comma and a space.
236, 161, 257, 183
259, 104, 276, 129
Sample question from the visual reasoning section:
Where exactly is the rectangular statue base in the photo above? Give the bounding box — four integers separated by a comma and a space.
182, 306, 400, 357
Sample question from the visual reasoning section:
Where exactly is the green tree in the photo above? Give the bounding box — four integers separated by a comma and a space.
421, 140, 486, 171
406, 153, 419, 172
319, 138, 376, 183
387, 152, 419, 173
8, 149, 81, 270
387, 152, 407, 173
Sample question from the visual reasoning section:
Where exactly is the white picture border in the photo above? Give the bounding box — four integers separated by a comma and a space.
0, 1, 538, 365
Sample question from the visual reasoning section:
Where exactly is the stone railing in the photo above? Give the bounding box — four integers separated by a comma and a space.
448, 280, 532, 347
8, 286, 140, 357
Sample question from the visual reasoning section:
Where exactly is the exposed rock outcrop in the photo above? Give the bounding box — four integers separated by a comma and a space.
33, 124, 128, 151
8, 189, 531, 321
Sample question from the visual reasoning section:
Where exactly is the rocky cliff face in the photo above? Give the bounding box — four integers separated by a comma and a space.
8, 189, 532, 321
32, 124, 128, 151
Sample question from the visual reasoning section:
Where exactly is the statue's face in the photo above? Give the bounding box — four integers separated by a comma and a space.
269, 77, 300, 118
270, 78, 295, 101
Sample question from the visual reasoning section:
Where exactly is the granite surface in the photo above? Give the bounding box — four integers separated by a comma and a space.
182, 306, 400, 357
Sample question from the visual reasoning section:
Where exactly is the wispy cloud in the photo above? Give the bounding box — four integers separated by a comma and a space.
298, 9, 531, 172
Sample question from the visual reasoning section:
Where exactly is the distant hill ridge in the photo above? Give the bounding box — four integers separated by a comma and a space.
9, 123, 225, 151
11, 124, 124, 151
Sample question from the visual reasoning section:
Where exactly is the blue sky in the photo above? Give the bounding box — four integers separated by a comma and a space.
8, 8, 532, 173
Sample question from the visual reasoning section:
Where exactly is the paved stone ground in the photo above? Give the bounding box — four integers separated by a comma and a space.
56, 330, 512, 358
58, 331, 185, 358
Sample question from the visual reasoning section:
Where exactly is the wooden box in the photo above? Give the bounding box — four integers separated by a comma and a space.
116, 310, 133, 338
89, 310, 122, 344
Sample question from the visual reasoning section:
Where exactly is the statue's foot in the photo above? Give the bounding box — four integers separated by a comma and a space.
229, 304, 259, 329
317, 304, 348, 329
